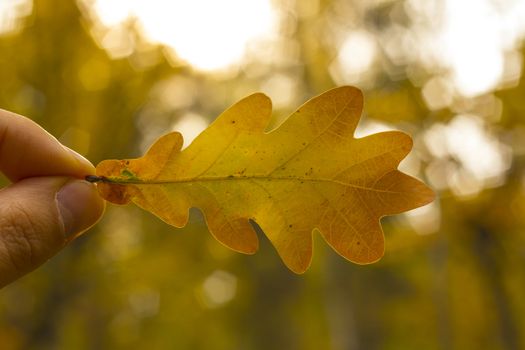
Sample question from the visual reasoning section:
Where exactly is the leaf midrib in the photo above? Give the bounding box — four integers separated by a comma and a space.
102, 174, 403, 195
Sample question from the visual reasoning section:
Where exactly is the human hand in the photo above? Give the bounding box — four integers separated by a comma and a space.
0, 109, 105, 288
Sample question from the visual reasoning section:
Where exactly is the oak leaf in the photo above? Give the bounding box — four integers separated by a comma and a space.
93, 86, 434, 273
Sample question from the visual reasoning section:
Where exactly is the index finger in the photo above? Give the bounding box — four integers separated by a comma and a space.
0, 109, 95, 182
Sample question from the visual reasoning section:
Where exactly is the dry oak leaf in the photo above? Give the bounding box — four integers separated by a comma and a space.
94, 86, 434, 273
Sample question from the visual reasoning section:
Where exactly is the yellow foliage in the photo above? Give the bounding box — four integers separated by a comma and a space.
94, 87, 434, 272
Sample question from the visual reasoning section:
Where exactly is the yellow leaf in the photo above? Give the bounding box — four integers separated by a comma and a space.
94, 86, 434, 273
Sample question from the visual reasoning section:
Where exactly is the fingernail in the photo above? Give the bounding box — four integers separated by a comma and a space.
56, 179, 105, 240
63, 145, 94, 169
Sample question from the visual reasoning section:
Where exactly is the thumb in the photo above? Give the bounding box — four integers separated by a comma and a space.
0, 176, 105, 287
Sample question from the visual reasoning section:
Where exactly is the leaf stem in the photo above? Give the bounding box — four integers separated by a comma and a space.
85, 175, 105, 183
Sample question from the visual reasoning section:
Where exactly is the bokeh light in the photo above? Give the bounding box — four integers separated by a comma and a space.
0, 0, 31, 34
80, 0, 278, 72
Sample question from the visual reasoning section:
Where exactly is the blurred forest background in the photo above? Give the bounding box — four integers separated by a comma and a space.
1, 0, 525, 349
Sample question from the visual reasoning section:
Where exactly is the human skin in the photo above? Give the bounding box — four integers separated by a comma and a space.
0, 109, 105, 288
